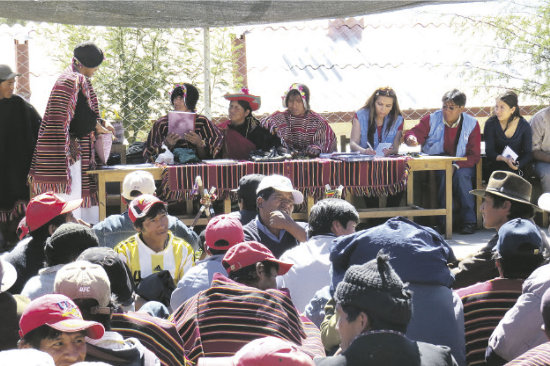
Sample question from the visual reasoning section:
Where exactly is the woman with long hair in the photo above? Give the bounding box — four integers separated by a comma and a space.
484, 90, 532, 176
262, 83, 336, 157
350, 86, 404, 156
218, 88, 281, 160
143, 83, 223, 162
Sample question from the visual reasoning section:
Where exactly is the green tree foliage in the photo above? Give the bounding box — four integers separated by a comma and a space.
454, 0, 550, 102
37, 24, 237, 143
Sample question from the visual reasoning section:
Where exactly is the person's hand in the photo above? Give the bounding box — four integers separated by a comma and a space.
497, 155, 519, 171
268, 210, 293, 230
505, 157, 519, 170
103, 120, 116, 133
305, 145, 321, 157
383, 147, 397, 156
183, 131, 206, 148
405, 135, 418, 146
95, 121, 113, 134
165, 132, 181, 150
363, 148, 375, 155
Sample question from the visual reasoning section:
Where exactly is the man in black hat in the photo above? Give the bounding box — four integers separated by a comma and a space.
29, 41, 114, 225
0, 64, 41, 250
315, 252, 457, 366
451, 170, 546, 289
227, 174, 265, 226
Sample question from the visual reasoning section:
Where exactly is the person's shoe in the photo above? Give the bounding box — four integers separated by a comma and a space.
460, 223, 476, 235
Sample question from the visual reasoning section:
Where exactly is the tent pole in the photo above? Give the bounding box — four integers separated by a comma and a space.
203, 26, 211, 119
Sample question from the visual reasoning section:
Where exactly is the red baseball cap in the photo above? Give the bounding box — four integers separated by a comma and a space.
17, 216, 29, 240
19, 294, 104, 339
205, 215, 244, 250
25, 193, 82, 232
222, 241, 293, 276
198, 336, 314, 366
128, 194, 166, 223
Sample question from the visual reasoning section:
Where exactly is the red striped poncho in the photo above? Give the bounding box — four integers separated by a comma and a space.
28, 62, 98, 207
262, 110, 337, 154
171, 273, 325, 363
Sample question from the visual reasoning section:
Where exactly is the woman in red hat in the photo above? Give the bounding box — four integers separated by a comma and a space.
219, 88, 281, 160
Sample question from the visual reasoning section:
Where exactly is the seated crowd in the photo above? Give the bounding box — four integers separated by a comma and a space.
3, 41, 550, 366
0, 167, 550, 366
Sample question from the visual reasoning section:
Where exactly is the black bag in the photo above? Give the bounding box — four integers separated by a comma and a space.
69, 91, 98, 138
135, 270, 175, 308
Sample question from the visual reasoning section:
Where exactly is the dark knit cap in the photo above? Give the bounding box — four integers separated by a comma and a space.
77, 247, 135, 306
44, 223, 99, 266
335, 251, 412, 329
74, 41, 104, 68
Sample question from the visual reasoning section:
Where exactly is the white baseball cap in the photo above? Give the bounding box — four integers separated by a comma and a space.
122, 171, 156, 200
256, 174, 303, 204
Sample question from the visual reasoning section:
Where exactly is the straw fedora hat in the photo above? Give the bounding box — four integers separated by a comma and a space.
470, 170, 538, 208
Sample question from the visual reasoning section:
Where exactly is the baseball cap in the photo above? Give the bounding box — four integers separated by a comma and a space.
205, 215, 244, 250
19, 294, 104, 339
222, 241, 293, 275
0, 259, 17, 292
494, 218, 542, 259
17, 216, 29, 240
0, 64, 20, 80
77, 247, 135, 307
198, 336, 314, 366
256, 174, 303, 205
54, 261, 111, 314
128, 194, 166, 223
25, 192, 82, 232
122, 170, 157, 200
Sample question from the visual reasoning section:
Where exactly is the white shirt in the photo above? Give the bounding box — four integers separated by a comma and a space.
279, 234, 336, 313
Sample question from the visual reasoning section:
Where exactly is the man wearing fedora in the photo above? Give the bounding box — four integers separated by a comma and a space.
451, 170, 546, 289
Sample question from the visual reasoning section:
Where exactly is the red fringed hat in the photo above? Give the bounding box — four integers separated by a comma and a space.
224, 88, 261, 111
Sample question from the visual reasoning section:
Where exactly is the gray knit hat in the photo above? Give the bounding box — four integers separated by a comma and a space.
335, 251, 412, 329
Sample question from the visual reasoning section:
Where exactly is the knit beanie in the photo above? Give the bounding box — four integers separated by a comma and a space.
44, 223, 99, 266
335, 251, 412, 330
74, 41, 104, 68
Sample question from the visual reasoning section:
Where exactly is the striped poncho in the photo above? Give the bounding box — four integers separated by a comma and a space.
171, 273, 320, 363
262, 110, 337, 154
28, 61, 98, 207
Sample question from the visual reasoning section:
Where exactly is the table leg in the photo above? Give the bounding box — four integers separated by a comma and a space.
407, 170, 414, 220
306, 195, 315, 220
445, 164, 453, 239
223, 198, 231, 214
120, 182, 125, 213
98, 175, 107, 221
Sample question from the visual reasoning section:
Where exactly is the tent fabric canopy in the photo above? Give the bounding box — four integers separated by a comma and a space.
3, 1, 455, 28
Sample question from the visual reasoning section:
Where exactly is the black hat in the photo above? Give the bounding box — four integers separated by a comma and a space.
335, 251, 412, 330
77, 247, 135, 306
232, 174, 265, 199
44, 223, 99, 266
74, 41, 104, 68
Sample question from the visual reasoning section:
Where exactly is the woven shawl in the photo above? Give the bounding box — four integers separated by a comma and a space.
28, 61, 98, 207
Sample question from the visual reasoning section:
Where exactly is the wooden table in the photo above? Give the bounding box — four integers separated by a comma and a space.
87, 164, 163, 221
88, 156, 466, 238
341, 156, 465, 238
